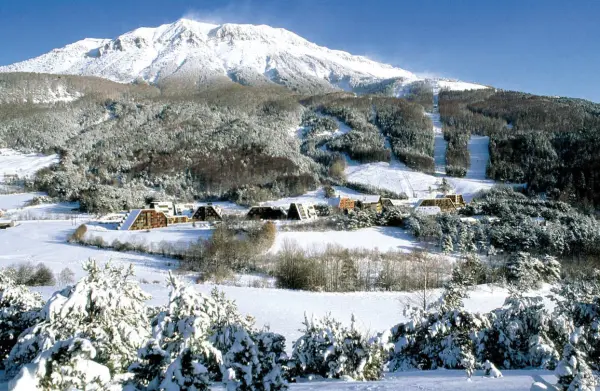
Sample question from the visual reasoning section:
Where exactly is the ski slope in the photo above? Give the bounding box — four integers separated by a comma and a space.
345, 86, 496, 201
466, 136, 490, 180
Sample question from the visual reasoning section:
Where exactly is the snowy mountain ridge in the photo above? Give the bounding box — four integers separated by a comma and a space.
0, 18, 486, 93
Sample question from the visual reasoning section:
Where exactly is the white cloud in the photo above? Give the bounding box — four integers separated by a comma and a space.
182, 0, 277, 26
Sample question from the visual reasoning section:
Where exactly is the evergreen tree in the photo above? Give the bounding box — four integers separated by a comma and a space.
0, 269, 44, 366
5, 260, 149, 382
291, 314, 384, 381
442, 234, 454, 254
339, 258, 359, 292
556, 329, 597, 391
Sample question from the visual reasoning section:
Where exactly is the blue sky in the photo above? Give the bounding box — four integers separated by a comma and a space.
1, 0, 599, 102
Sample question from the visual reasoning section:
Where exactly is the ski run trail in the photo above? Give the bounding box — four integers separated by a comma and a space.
345, 87, 495, 202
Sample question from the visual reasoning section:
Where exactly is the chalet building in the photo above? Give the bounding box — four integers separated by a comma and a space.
355, 195, 383, 213
247, 206, 288, 220
287, 203, 318, 221
119, 209, 168, 231
192, 204, 223, 222
443, 194, 466, 207
149, 201, 175, 217
167, 215, 190, 225
415, 198, 458, 215
328, 197, 355, 213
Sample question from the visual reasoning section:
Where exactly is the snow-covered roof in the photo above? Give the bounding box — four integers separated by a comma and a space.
384, 198, 411, 206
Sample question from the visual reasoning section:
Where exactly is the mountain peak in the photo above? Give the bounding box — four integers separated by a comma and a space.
0, 19, 485, 93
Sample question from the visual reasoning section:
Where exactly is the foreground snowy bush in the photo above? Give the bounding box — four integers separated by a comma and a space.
9, 337, 110, 390
6, 260, 151, 389
481, 294, 560, 369
129, 274, 288, 390
0, 270, 44, 365
290, 314, 385, 381
389, 304, 488, 376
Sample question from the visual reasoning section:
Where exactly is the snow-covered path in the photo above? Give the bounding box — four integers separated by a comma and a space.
466, 135, 490, 180
433, 134, 447, 175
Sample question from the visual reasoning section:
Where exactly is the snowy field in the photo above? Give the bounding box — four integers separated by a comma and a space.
0, 192, 42, 210
0, 220, 172, 283
0, 144, 577, 391
0, 148, 58, 182
290, 370, 558, 391
272, 227, 421, 253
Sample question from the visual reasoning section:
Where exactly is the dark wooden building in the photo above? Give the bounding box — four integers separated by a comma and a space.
247, 206, 287, 220
192, 204, 223, 222
167, 215, 190, 225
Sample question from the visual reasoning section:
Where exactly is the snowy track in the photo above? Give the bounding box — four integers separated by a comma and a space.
466, 136, 490, 180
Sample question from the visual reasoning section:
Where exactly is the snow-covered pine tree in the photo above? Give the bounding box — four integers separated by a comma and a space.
9, 337, 111, 391
442, 234, 454, 254
129, 274, 288, 391
550, 270, 600, 370
483, 360, 503, 378
129, 274, 223, 390
506, 252, 561, 291
5, 260, 151, 385
390, 256, 491, 376
555, 329, 597, 391
221, 327, 288, 391
437, 254, 482, 312
388, 303, 489, 375
481, 293, 560, 369
0, 269, 44, 365
290, 314, 384, 381
209, 288, 288, 391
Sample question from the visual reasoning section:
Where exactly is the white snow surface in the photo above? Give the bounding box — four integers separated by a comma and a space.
0, 149, 59, 183
289, 370, 559, 391
272, 227, 420, 253
344, 159, 495, 202
466, 136, 490, 180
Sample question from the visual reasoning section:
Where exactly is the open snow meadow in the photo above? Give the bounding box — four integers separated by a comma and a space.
0, 149, 586, 390
0, 197, 569, 390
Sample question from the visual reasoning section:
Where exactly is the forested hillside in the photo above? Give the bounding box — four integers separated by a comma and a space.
0, 73, 324, 211
439, 89, 600, 208
0, 73, 438, 212
4, 70, 600, 213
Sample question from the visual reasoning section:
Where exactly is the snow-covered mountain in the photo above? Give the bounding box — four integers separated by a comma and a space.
0, 18, 486, 93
